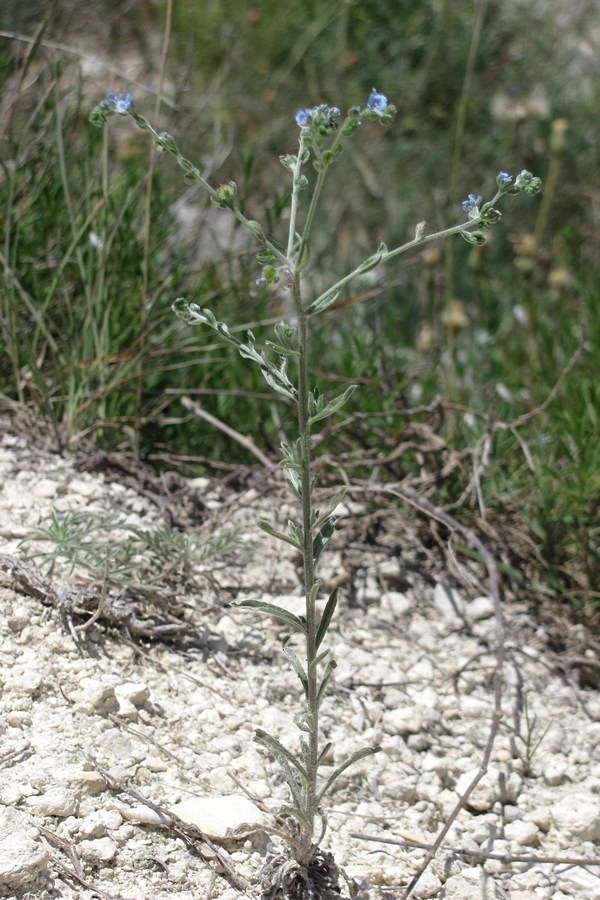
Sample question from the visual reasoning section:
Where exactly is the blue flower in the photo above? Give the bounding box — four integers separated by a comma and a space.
103, 92, 134, 114
296, 109, 312, 127
497, 171, 512, 185
367, 89, 388, 113
461, 193, 483, 213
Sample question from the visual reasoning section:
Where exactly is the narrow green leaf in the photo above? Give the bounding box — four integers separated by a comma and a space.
254, 729, 308, 801
313, 487, 346, 531
287, 520, 304, 549
237, 600, 307, 635
282, 467, 302, 500
257, 519, 302, 551
312, 516, 339, 565
300, 739, 311, 771
316, 659, 337, 707
273, 803, 311, 827
316, 746, 382, 804
293, 712, 315, 733
309, 648, 330, 673
316, 588, 339, 649
281, 637, 308, 698
308, 385, 358, 426
317, 742, 333, 765
305, 287, 340, 316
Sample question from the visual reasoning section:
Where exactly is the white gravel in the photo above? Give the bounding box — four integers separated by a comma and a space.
1, 419, 600, 899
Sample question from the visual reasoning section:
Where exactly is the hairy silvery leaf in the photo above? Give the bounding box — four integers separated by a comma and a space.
317, 742, 333, 765
308, 385, 358, 426
316, 745, 382, 804
309, 648, 331, 672
257, 519, 303, 551
281, 438, 303, 469
293, 712, 315, 733
282, 466, 302, 500
305, 287, 340, 316
237, 599, 307, 635
415, 221, 426, 240
313, 486, 346, 531
258, 363, 297, 401
282, 637, 308, 698
316, 588, 339, 649
287, 519, 304, 549
254, 729, 308, 796
316, 659, 337, 707
312, 516, 340, 565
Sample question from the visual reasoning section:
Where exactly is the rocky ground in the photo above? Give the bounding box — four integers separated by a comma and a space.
1, 412, 600, 900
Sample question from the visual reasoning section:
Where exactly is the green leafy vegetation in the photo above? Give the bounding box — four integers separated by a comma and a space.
1, 0, 599, 622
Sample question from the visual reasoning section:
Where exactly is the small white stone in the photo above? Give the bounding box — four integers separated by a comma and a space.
170, 794, 268, 839
68, 478, 98, 497
467, 595, 495, 621
71, 770, 107, 797
116, 681, 150, 706
528, 806, 551, 832
7, 607, 30, 632
31, 478, 59, 499
551, 792, 600, 843
433, 582, 466, 621
26, 784, 79, 818
381, 591, 411, 617
13, 670, 43, 696
78, 809, 123, 838
455, 766, 522, 812
505, 818, 539, 846
503, 804, 524, 822
412, 870, 442, 898
0, 806, 49, 889
115, 698, 139, 721
542, 758, 568, 786
78, 837, 118, 863
82, 678, 119, 713
443, 866, 495, 899
383, 706, 431, 736
555, 865, 600, 899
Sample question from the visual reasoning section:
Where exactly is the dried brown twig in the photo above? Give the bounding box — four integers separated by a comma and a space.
350, 830, 600, 870
0, 553, 190, 641
88, 755, 252, 894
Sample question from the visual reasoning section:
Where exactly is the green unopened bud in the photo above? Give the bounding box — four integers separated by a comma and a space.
155, 131, 176, 153
481, 207, 502, 226
216, 181, 238, 203
261, 265, 280, 284
246, 220, 266, 242
461, 230, 487, 245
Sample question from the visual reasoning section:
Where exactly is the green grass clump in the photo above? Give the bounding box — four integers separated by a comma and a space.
1, 1, 599, 620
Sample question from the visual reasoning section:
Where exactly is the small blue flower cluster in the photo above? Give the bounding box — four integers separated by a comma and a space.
295, 104, 341, 128
462, 193, 483, 214
367, 89, 388, 113
295, 89, 389, 129
102, 92, 134, 114
462, 169, 541, 216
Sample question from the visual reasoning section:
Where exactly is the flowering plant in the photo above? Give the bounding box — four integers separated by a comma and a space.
91, 87, 540, 897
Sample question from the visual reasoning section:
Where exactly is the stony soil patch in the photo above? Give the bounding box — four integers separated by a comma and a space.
1, 418, 600, 899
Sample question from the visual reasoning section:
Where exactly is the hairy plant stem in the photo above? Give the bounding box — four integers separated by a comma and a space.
292, 276, 319, 864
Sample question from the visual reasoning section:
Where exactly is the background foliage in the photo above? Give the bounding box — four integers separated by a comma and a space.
1, 0, 599, 617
